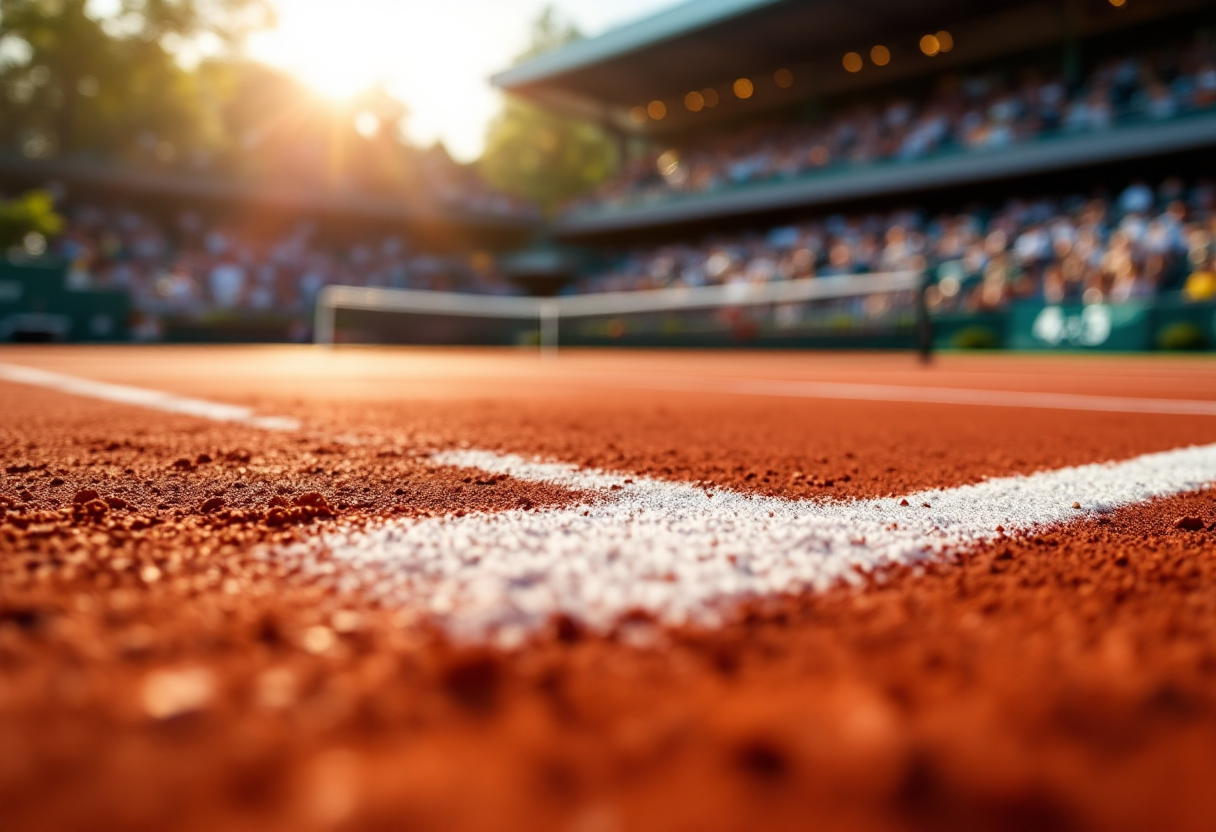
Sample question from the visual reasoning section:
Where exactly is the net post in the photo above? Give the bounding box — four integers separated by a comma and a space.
539, 299, 559, 358
915, 270, 933, 364
314, 287, 337, 347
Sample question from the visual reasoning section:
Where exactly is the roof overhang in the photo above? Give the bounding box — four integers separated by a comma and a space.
0, 153, 540, 234
494, 0, 1210, 136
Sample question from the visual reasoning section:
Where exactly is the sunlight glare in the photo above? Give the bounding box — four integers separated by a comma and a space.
247, 0, 687, 161
250, 8, 384, 100
353, 111, 381, 138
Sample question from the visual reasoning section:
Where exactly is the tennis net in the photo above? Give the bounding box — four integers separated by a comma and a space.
315, 270, 929, 354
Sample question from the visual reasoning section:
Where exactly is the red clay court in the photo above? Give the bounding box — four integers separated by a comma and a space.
3, 347, 1216, 832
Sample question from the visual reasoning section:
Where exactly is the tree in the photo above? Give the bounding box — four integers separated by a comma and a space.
0, 0, 272, 158
0, 0, 115, 155
0, 189, 63, 250
479, 7, 617, 214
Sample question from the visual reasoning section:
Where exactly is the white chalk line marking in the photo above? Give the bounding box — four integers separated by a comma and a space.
3, 361, 1213, 643
0, 363, 300, 431
555, 370, 1216, 417
282, 444, 1216, 644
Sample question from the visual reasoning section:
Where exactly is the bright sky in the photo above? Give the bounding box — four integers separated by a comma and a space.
247, 0, 684, 162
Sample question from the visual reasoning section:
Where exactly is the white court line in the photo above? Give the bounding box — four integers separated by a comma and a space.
559, 370, 1216, 417
283, 444, 1216, 642
0, 363, 300, 431
4, 360, 1214, 642
6, 359, 1214, 420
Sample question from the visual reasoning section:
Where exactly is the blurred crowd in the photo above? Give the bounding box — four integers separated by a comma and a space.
580, 35, 1216, 211
573, 178, 1216, 310
28, 175, 1216, 335
46, 203, 519, 338
408, 150, 537, 218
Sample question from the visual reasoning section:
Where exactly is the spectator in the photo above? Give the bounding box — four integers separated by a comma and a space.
33, 200, 522, 332
572, 33, 1215, 214
575, 178, 1214, 314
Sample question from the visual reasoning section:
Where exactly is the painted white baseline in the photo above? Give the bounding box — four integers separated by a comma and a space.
3, 360, 1213, 641
289, 444, 1216, 642
0, 363, 300, 430
6, 359, 1216, 419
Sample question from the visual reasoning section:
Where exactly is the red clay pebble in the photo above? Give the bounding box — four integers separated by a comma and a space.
1175, 516, 1205, 531
81, 499, 109, 517
170, 458, 194, 470
72, 488, 100, 505
899, 498, 910, 507
293, 492, 332, 511
199, 497, 226, 514
104, 496, 128, 510
6, 351, 1216, 832
442, 651, 503, 712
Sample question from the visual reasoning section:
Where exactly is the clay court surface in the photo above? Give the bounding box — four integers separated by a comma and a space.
2, 346, 1216, 832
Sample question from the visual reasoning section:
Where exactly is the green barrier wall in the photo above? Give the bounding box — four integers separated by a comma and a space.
931, 311, 1009, 350
0, 260, 130, 342
1005, 298, 1215, 352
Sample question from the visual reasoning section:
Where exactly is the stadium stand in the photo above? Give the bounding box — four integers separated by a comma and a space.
0, 142, 538, 230
4, 0, 1215, 349
301, 0, 1216, 353
0, 150, 535, 341
566, 32, 1216, 214
494, 0, 1216, 236
18, 198, 524, 342
569, 178, 1216, 311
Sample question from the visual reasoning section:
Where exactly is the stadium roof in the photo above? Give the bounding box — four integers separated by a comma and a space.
492, 0, 778, 90
0, 152, 539, 237
493, 0, 1208, 135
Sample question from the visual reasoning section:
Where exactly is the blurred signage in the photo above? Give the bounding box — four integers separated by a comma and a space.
0, 261, 129, 342
1010, 302, 1150, 351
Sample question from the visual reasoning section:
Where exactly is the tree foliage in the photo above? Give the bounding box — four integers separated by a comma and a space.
480, 7, 617, 214
0, 189, 63, 249
0, 0, 444, 195
0, 0, 271, 158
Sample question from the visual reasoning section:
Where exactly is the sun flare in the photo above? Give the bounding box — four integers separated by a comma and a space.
250, 11, 383, 100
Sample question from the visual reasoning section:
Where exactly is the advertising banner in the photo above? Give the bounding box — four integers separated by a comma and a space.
1009, 302, 1150, 351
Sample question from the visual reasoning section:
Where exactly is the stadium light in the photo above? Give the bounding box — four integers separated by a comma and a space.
870, 45, 890, 66
629, 106, 647, 123
701, 88, 719, 107
842, 52, 863, 73
920, 34, 941, 57
647, 100, 667, 120
657, 150, 680, 176
936, 31, 954, 52
684, 91, 705, 112
1109, 0, 1126, 6
773, 69, 793, 89
733, 78, 754, 99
